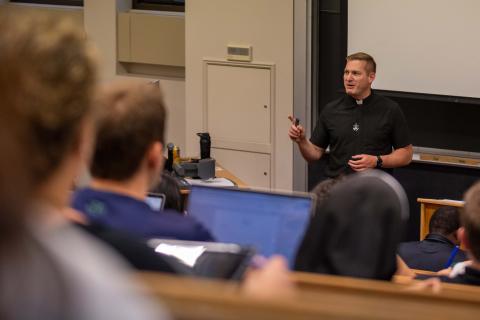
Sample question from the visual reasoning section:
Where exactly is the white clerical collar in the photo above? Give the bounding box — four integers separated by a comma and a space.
356, 99, 363, 105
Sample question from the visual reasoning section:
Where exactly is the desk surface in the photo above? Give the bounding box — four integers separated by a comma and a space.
138, 271, 480, 320
180, 165, 247, 195
214, 166, 247, 188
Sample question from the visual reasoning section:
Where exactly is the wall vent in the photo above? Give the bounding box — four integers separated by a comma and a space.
227, 45, 252, 62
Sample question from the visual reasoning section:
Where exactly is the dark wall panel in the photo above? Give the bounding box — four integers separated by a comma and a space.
308, 158, 480, 241
393, 163, 480, 241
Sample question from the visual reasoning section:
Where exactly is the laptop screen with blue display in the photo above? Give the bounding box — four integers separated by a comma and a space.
186, 186, 314, 267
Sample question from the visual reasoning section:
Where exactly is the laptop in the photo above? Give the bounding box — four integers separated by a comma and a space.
186, 186, 315, 268
145, 192, 166, 211
147, 239, 254, 280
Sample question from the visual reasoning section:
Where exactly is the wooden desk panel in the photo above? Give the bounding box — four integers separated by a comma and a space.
138, 271, 480, 320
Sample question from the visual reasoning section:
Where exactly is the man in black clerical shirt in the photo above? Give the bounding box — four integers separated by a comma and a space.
288, 52, 413, 178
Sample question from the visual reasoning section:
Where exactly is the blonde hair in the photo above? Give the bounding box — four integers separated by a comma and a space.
0, 13, 97, 184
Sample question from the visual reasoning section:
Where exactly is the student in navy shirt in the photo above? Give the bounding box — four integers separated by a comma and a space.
72, 80, 213, 242
72, 187, 212, 241
398, 206, 467, 272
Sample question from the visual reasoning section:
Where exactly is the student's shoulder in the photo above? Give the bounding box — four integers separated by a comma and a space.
72, 187, 111, 205
72, 187, 93, 201
398, 240, 421, 249
397, 241, 422, 255
151, 210, 214, 241
52, 225, 167, 319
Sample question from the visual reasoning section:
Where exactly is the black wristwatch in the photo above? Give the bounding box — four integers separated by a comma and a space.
376, 155, 383, 168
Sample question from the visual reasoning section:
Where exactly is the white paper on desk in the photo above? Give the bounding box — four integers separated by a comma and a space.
185, 177, 235, 187
155, 244, 205, 267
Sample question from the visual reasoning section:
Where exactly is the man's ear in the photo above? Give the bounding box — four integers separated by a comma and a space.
146, 141, 164, 169
450, 228, 460, 245
458, 227, 469, 250
368, 72, 376, 84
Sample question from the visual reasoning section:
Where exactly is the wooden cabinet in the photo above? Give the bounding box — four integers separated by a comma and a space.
204, 60, 275, 188
211, 149, 270, 188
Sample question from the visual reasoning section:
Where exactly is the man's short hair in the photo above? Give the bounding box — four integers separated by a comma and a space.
463, 181, 480, 261
346, 52, 376, 74
91, 80, 167, 181
429, 206, 461, 236
0, 13, 97, 185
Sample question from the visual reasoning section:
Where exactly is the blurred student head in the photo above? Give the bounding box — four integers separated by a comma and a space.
0, 104, 32, 258
0, 12, 97, 208
90, 80, 167, 190
461, 181, 480, 263
295, 170, 409, 281
0, 15, 166, 320
0, 12, 98, 319
310, 175, 347, 209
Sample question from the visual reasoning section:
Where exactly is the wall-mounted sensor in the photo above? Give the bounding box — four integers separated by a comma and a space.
227, 45, 252, 62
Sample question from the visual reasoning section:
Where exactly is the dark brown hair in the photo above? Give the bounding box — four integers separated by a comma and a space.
90, 80, 167, 180
346, 52, 377, 73
429, 206, 461, 236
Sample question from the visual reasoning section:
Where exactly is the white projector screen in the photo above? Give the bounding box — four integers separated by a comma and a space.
348, 0, 480, 99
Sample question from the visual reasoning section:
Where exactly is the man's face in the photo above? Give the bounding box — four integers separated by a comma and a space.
343, 60, 375, 99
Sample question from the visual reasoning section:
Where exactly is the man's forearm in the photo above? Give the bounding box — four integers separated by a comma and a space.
381, 145, 413, 168
297, 139, 324, 162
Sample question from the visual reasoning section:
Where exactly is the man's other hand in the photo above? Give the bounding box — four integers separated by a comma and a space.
348, 154, 377, 171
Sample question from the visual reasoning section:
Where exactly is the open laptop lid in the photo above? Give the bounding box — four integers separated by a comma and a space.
145, 192, 166, 211
186, 186, 315, 268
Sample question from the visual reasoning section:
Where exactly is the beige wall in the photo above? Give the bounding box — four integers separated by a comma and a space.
0, 2, 84, 26
1, 0, 298, 189
0, 0, 186, 151
185, 0, 294, 190
84, 0, 186, 150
